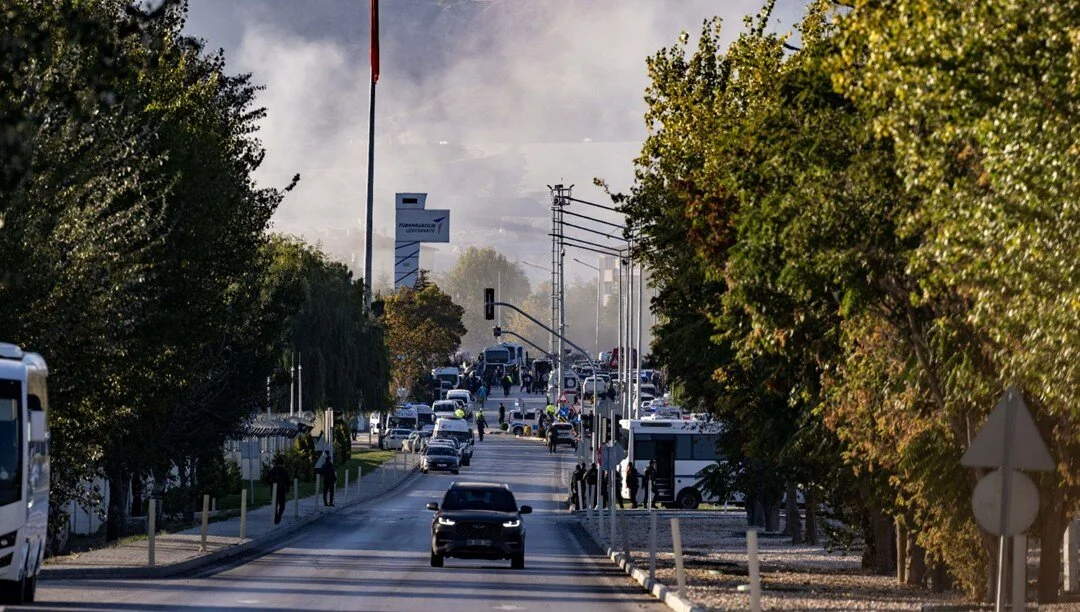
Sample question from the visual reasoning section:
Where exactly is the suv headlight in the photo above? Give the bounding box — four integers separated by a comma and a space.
502, 519, 521, 528
437, 516, 456, 526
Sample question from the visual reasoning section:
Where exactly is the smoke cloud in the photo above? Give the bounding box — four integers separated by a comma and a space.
183, 0, 805, 287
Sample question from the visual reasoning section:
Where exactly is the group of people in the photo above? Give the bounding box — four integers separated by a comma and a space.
569, 459, 658, 510
265, 449, 341, 525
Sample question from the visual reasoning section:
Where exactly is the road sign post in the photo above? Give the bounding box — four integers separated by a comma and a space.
960, 386, 1054, 612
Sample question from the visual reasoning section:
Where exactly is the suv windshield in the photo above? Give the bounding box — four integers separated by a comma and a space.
442, 487, 518, 512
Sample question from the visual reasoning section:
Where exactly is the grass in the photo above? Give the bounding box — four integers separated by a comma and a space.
215, 448, 395, 512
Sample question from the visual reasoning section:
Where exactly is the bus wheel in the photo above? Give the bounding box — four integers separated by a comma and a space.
676, 489, 701, 510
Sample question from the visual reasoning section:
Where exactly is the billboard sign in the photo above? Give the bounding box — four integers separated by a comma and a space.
395, 209, 450, 242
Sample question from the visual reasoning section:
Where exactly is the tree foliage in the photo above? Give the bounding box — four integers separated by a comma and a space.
618, 0, 1080, 601
439, 247, 530, 355
0, 0, 389, 545
382, 279, 466, 396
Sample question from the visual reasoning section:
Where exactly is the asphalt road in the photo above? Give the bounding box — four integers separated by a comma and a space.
28, 396, 661, 612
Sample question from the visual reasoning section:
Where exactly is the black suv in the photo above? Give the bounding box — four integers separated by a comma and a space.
427, 482, 531, 569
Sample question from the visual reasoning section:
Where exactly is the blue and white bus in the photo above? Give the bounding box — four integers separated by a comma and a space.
0, 343, 48, 604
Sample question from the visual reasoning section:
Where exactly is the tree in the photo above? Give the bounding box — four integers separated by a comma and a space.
440, 247, 529, 355
382, 280, 466, 397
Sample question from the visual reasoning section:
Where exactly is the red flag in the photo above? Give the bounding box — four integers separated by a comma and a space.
370, 0, 380, 83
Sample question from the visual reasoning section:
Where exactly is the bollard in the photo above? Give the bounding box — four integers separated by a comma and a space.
577, 481, 585, 514
239, 489, 248, 541
357, 468, 362, 495
293, 477, 299, 518
345, 470, 350, 499
610, 466, 616, 547
212, 497, 217, 512
1066, 519, 1080, 592
1012, 535, 1026, 612
671, 517, 686, 599
649, 489, 657, 582
381, 461, 387, 486
598, 487, 606, 547
271, 483, 278, 527
200, 494, 210, 552
748, 529, 762, 612
147, 498, 156, 567
619, 510, 630, 561
315, 474, 321, 512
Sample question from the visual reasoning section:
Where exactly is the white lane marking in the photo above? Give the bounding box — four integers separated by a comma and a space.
237, 599, 262, 604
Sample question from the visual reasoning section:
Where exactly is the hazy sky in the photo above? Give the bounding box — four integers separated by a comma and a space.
183, 0, 807, 286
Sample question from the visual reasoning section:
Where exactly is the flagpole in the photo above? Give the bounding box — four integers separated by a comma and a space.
364, 0, 379, 311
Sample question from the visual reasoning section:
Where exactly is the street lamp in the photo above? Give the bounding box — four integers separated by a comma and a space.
573, 257, 601, 359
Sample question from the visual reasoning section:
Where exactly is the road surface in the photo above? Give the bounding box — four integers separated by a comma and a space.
30, 396, 660, 612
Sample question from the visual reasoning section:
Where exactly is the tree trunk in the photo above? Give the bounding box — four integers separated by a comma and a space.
868, 511, 895, 575
765, 499, 782, 533
785, 482, 802, 544
931, 562, 951, 593
105, 459, 129, 542
752, 500, 766, 529
896, 523, 907, 584
1038, 484, 1067, 604
805, 489, 819, 545
907, 538, 927, 586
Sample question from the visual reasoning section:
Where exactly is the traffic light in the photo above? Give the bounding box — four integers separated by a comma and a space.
484, 288, 495, 320
492, 326, 502, 338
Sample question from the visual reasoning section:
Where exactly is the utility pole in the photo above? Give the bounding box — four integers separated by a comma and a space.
549, 184, 573, 407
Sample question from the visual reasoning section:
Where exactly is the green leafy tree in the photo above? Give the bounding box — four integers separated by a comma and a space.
440, 247, 529, 355
382, 279, 466, 397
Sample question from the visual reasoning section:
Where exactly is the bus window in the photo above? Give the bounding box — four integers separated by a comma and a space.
633, 433, 653, 461
0, 380, 20, 503
693, 434, 720, 460
676, 435, 693, 461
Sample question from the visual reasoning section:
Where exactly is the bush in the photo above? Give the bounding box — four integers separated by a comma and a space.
197, 452, 243, 500
500, 422, 509, 431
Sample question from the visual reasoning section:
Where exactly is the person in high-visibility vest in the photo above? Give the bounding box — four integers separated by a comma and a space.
455, 407, 465, 419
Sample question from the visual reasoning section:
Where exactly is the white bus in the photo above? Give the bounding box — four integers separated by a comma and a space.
618, 419, 724, 510
0, 343, 48, 604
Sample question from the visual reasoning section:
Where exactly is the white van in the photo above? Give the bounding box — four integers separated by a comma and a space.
432, 400, 462, 421
433, 417, 473, 465
445, 389, 473, 415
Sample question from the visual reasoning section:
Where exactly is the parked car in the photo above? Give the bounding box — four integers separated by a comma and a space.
380, 428, 413, 450
547, 422, 579, 450
427, 482, 531, 569
581, 375, 610, 400
404, 431, 432, 453
420, 446, 460, 474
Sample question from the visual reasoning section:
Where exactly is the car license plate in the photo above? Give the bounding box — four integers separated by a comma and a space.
466, 539, 491, 547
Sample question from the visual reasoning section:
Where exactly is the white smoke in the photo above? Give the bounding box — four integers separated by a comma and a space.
184, 0, 806, 285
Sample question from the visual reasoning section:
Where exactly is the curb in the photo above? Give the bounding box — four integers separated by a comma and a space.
41, 466, 419, 581
577, 515, 705, 612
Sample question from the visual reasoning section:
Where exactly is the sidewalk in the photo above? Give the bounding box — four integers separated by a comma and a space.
42, 452, 420, 580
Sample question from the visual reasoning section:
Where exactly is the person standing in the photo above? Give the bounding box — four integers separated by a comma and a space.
502, 374, 513, 397
570, 462, 586, 509
320, 452, 336, 507
547, 426, 557, 454
498, 402, 506, 425
477, 413, 487, 442
585, 463, 598, 509
643, 459, 657, 509
521, 372, 531, 393
267, 456, 291, 524
600, 469, 610, 509
477, 384, 488, 407
626, 463, 641, 509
